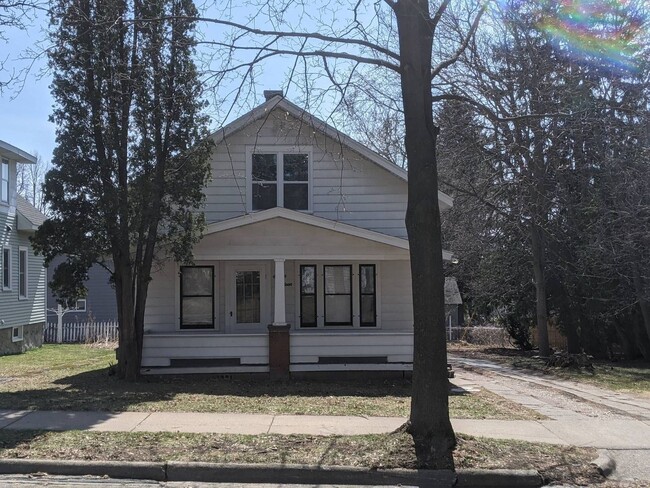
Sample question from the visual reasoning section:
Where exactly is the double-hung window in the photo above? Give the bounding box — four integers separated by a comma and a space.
1, 159, 8, 204
359, 265, 377, 327
2, 247, 10, 290
300, 265, 317, 327
250, 149, 310, 211
324, 265, 353, 326
18, 247, 27, 299
180, 266, 214, 329
299, 264, 379, 328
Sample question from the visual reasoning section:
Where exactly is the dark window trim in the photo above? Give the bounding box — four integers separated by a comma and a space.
18, 248, 27, 298
2, 247, 10, 289
359, 264, 377, 327
323, 265, 353, 326
299, 264, 317, 327
251, 151, 310, 211
180, 265, 215, 330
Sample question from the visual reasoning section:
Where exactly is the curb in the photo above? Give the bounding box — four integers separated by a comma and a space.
0, 459, 166, 481
591, 450, 616, 477
456, 468, 542, 487
0, 458, 543, 487
166, 462, 455, 485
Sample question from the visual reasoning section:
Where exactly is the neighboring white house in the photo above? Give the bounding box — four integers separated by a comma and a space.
142, 91, 453, 376
0, 140, 46, 355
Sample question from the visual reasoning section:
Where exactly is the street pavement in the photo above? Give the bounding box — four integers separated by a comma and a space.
0, 475, 411, 488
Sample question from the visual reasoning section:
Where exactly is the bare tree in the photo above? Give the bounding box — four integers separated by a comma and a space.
191, 0, 485, 468
16, 151, 48, 212
0, 0, 46, 91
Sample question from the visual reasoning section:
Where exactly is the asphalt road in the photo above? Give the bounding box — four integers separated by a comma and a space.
0, 475, 416, 488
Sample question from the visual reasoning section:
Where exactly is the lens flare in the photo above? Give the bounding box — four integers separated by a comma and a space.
538, 0, 645, 72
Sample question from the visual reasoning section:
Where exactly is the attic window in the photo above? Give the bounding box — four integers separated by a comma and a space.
249, 147, 311, 212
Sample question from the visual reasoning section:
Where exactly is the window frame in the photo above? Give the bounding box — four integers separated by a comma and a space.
323, 264, 353, 326
74, 298, 87, 312
2, 246, 10, 291
246, 146, 313, 212
18, 247, 27, 300
359, 264, 377, 327
1, 159, 9, 204
179, 265, 215, 330
299, 264, 317, 328
12, 326, 23, 342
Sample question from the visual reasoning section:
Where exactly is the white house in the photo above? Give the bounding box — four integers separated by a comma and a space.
0, 140, 46, 355
142, 91, 453, 376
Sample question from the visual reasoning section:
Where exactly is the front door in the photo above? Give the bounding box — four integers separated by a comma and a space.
226, 263, 270, 331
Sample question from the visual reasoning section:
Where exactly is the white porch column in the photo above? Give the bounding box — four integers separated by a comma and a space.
273, 258, 287, 325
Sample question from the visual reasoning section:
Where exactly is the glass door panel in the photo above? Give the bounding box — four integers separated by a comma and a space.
235, 270, 261, 324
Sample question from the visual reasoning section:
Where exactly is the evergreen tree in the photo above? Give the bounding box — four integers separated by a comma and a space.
33, 0, 212, 380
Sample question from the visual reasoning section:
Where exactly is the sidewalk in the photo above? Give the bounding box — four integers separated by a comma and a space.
3, 408, 650, 449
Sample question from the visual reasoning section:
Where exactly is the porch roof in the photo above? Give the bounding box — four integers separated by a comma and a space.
203, 208, 453, 261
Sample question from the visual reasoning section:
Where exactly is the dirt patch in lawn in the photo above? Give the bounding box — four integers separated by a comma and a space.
0, 345, 541, 419
450, 343, 650, 396
0, 430, 600, 485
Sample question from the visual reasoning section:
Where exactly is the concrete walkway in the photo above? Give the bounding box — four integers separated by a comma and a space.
450, 355, 650, 421
450, 353, 650, 482
2, 408, 650, 450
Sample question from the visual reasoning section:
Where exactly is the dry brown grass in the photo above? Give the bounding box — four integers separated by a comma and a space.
0, 429, 601, 485
0, 345, 542, 419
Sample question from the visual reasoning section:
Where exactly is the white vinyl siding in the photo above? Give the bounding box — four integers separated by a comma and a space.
0, 210, 46, 331
205, 110, 408, 238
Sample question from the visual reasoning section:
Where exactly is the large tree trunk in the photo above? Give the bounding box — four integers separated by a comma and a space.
529, 114, 550, 358
530, 223, 549, 357
558, 291, 580, 354
613, 319, 638, 360
394, 0, 455, 470
632, 264, 650, 345
115, 255, 140, 381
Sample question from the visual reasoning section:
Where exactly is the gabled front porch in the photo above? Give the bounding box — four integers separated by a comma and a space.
141, 208, 447, 375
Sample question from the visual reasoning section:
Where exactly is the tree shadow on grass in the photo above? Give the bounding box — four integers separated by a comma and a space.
0, 366, 420, 413
0, 429, 48, 453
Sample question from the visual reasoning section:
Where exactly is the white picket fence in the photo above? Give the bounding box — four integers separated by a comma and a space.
44, 321, 119, 344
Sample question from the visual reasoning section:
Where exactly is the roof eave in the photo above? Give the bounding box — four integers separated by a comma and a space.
0, 140, 37, 164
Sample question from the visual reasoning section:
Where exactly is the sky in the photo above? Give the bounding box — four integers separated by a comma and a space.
0, 6, 291, 166
0, 0, 382, 166
0, 20, 55, 163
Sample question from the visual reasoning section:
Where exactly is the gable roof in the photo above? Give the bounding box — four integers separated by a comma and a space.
205, 207, 453, 261
16, 194, 46, 231
0, 140, 37, 164
210, 95, 453, 210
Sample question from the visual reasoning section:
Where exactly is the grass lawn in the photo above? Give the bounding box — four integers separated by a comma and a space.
0, 345, 542, 419
450, 343, 650, 395
0, 429, 601, 485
